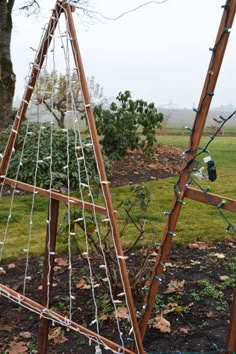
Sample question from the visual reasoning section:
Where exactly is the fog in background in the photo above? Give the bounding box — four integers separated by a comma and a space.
12, 0, 236, 113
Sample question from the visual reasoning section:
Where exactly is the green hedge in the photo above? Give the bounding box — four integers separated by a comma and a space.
0, 122, 111, 189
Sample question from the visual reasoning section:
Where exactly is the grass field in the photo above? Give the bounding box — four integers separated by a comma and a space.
0, 135, 236, 259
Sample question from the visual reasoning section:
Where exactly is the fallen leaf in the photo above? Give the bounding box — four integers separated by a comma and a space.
165, 262, 176, 268
0, 324, 14, 332
150, 251, 158, 256
99, 314, 111, 321
53, 334, 68, 344
48, 327, 68, 344
76, 279, 91, 289
153, 315, 171, 333
54, 257, 68, 266
190, 260, 201, 265
219, 275, 230, 281
19, 331, 32, 339
214, 253, 225, 259
180, 327, 189, 334
163, 302, 178, 315
8, 263, 16, 269
207, 310, 216, 318
7, 341, 28, 353
114, 306, 129, 319
164, 280, 185, 294
187, 242, 216, 250
163, 303, 187, 315
228, 242, 236, 249
0, 268, 6, 275
53, 266, 61, 271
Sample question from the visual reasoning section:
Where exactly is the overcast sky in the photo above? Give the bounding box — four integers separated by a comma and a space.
12, 0, 236, 108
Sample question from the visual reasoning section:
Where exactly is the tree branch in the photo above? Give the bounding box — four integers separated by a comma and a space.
70, 0, 169, 21
18, 0, 40, 16
42, 99, 60, 125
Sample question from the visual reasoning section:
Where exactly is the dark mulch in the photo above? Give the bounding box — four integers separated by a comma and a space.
0, 240, 235, 353
110, 145, 182, 187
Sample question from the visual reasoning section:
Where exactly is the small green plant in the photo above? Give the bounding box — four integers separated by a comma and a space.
97, 294, 115, 322
190, 291, 201, 302
228, 260, 236, 272
197, 279, 224, 299
27, 342, 38, 353
220, 276, 236, 288
197, 279, 228, 312
154, 294, 166, 311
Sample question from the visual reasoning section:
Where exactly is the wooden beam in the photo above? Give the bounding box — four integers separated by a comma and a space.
0, 284, 135, 354
185, 187, 236, 212
1, 178, 116, 217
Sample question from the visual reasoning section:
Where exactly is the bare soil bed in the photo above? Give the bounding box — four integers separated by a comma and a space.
110, 145, 182, 187
0, 240, 235, 353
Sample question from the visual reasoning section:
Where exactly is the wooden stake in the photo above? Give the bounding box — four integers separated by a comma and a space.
38, 196, 59, 354
227, 287, 236, 352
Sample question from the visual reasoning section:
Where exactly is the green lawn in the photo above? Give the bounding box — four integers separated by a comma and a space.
114, 135, 236, 247
0, 135, 236, 259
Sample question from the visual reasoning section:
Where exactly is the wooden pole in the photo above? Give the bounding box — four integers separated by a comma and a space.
38, 196, 59, 354
0, 1, 63, 179
226, 287, 236, 352
2, 177, 114, 217
63, 4, 144, 353
0, 283, 135, 354
185, 187, 236, 212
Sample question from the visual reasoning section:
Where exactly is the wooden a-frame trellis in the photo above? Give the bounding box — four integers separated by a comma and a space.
0, 1, 144, 353
0, 0, 236, 353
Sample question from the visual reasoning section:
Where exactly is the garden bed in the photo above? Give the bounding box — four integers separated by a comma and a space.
0, 239, 235, 353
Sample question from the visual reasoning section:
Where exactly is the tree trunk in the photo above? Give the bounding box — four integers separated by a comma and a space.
0, 0, 15, 129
